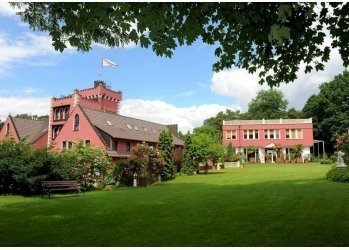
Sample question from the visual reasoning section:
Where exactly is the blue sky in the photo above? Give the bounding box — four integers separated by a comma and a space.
0, 3, 345, 132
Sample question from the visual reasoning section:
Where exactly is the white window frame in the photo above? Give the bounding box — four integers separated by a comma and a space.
285, 129, 303, 139
226, 130, 237, 140
264, 129, 280, 139
243, 130, 259, 140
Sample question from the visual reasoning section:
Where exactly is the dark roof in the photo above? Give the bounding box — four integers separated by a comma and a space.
11, 117, 48, 143
82, 107, 184, 146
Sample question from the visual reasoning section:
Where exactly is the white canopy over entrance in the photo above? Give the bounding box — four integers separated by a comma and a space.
265, 143, 275, 149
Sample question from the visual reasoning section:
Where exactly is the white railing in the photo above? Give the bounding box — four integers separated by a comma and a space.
223, 118, 312, 125
224, 161, 241, 168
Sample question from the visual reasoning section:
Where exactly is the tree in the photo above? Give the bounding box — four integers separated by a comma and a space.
286, 107, 303, 119
247, 89, 288, 119
203, 109, 240, 139
181, 135, 197, 175
225, 143, 234, 162
11, 3, 349, 86
157, 130, 175, 181
302, 70, 349, 153
15, 114, 49, 121
191, 127, 224, 174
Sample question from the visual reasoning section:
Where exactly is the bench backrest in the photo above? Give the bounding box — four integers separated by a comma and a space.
42, 181, 78, 188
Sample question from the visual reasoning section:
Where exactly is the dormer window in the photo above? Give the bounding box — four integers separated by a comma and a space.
74, 114, 80, 131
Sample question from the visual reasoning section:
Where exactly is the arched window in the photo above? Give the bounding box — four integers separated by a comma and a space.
6, 123, 10, 135
54, 108, 59, 121
59, 108, 64, 120
74, 114, 80, 131
64, 107, 69, 120
57, 108, 61, 120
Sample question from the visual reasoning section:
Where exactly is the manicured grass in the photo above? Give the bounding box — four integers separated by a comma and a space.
1, 163, 349, 246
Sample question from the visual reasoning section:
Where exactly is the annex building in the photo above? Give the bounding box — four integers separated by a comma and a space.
222, 118, 315, 163
0, 81, 184, 162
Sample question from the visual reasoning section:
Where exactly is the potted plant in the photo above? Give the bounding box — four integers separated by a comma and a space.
277, 152, 285, 163
290, 153, 296, 163
247, 145, 257, 163
273, 143, 283, 163
293, 144, 304, 163
265, 153, 272, 163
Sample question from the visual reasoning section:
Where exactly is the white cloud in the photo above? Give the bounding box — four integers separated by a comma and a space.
210, 69, 268, 111
0, 33, 57, 74
0, 31, 75, 75
210, 46, 345, 111
120, 99, 240, 133
0, 2, 18, 17
0, 96, 50, 121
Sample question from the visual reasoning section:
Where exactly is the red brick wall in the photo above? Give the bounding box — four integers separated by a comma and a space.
32, 132, 48, 148
52, 106, 106, 151
222, 122, 314, 148
0, 116, 20, 142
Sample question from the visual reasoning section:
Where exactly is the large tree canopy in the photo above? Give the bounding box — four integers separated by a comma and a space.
11, 2, 349, 87
247, 89, 288, 119
302, 70, 349, 153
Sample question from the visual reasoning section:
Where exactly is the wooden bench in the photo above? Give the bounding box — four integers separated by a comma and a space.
41, 181, 84, 198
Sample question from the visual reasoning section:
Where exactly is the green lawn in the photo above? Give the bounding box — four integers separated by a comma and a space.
1, 163, 349, 246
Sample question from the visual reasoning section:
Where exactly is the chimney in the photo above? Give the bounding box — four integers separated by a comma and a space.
167, 124, 179, 136
94, 80, 106, 88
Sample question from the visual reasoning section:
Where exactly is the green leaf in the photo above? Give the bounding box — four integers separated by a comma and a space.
278, 4, 292, 19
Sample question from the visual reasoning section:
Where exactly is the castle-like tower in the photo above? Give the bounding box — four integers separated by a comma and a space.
48, 80, 122, 146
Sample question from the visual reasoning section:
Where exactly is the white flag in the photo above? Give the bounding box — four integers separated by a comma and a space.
102, 58, 117, 68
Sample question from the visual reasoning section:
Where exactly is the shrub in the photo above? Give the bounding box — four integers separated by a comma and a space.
320, 159, 332, 164
0, 137, 56, 195
53, 141, 112, 187
326, 167, 349, 183
112, 160, 133, 187
111, 143, 164, 187
330, 153, 337, 163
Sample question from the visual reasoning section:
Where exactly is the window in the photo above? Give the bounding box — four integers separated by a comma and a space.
62, 141, 67, 150
54, 108, 60, 121
134, 125, 139, 130
106, 120, 112, 126
126, 124, 132, 130
111, 139, 118, 151
243, 130, 259, 139
6, 123, 10, 135
285, 129, 302, 139
264, 129, 280, 139
226, 130, 237, 140
85, 140, 91, 146
125, 142, 131, 151
68, 141, 73, 149
64, 108, 69, 120
59, 108, 64, 120
74, 114, 80, 131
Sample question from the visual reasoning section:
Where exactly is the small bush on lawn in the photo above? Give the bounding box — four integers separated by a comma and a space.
320, 159, 332, 164
326, 167, 349, 183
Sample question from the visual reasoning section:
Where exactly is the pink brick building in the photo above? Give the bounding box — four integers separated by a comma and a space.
0, 80, 184, 162
0, 116, 48, 148
49, 80, 184, 161
222, 118, 314, 163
